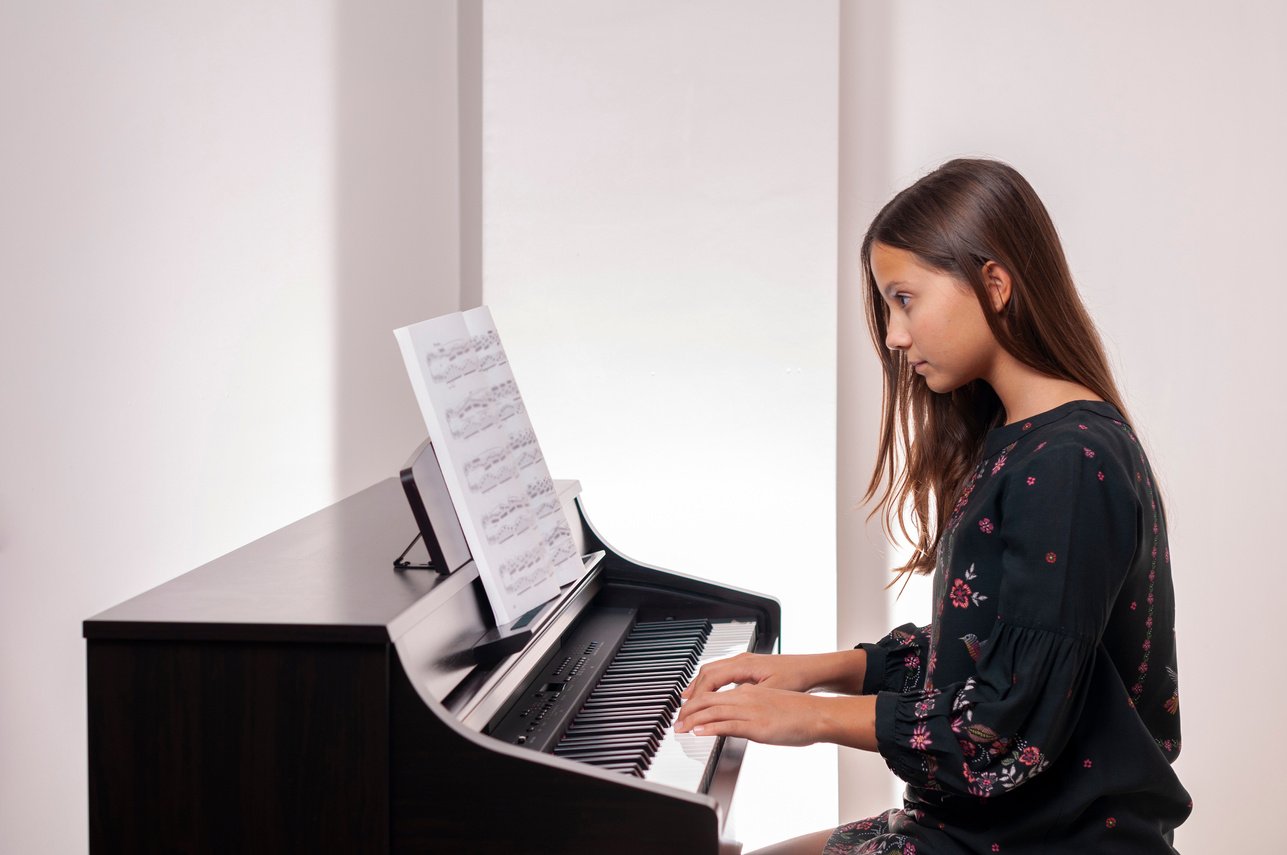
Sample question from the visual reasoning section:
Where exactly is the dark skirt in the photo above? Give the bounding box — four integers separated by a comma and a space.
824, 809, 916, 855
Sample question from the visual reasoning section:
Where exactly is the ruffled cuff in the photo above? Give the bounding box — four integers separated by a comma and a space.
874, 689, 917, 779
855, 623, 926, 695
857, 642, 888, 695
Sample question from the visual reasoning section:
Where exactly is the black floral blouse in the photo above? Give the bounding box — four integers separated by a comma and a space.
826, 401, 1191, 854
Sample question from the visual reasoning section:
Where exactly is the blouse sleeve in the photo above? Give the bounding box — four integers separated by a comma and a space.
873, 438, 1140, 797
857, 623, 931, 695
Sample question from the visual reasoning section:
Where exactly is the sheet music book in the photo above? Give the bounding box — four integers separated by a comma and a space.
394, 307, 581, 624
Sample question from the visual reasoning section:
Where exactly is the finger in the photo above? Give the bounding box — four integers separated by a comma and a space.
679, 682, 745, 722
684, 719, 745, 739
675, 703, 743, 734
683, 663, 736, 698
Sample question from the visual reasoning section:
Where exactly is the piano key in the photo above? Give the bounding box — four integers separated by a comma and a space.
642, 621, 758, 792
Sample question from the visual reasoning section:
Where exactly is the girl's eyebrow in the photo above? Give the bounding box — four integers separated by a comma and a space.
882, 280, 909, 298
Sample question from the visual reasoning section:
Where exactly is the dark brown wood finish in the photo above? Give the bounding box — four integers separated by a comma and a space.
84, 480, 444, 644
87, 639, 389, 852
85, 478, 780, 853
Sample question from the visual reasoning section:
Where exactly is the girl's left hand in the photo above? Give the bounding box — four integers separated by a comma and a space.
674, 684, 824, 746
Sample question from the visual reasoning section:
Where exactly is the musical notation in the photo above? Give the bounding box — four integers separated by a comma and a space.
498, 544, 550, 597
464, 447, 519, 494
482, 495, 536, 545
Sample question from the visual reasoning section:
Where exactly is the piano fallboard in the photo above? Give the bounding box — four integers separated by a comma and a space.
84, 477, 780, 854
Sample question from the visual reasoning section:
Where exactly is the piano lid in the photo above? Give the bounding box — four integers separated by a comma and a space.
84, 478, 587, 645
83, 479, 447, 644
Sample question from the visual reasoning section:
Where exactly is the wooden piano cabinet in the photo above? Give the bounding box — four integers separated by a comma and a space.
87, 638, 390, 853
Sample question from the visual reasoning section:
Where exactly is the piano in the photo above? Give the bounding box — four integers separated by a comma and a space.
84, 478, 780, 853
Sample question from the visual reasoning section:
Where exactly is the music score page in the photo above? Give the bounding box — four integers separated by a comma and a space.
394, 307, 581, 624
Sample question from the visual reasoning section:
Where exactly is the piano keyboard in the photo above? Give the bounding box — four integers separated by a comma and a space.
491, 613, 757, 793
640, 620, 757, 791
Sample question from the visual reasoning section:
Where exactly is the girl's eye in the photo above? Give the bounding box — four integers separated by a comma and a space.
895, 294, 911, 308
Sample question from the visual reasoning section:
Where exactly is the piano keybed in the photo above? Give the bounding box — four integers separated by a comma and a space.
490, 612, 757, 793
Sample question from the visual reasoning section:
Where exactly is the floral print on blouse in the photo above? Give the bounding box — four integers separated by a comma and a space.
826, 401, 1191, 854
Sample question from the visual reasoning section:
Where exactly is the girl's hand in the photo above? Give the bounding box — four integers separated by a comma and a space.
680, 649, 867, 700
676, 688, 879, 751
674, 683, 825, 746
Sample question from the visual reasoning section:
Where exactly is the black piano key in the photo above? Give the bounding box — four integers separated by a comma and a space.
579, 695, 676, 710
572, 703, 671, 717
590, 680, 682, 693
618, 637, 705, 650
571, 708, 671, 724
601, 670, 693, 684
554, 751, 649, 769
589, 687, 678, 699
556, 731, 661, 748
630, 618, 711, 632
563, 722, 663, 739
556, 737, 659, 756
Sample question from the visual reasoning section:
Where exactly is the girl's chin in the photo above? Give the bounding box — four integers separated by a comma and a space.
922, 374, 967, 395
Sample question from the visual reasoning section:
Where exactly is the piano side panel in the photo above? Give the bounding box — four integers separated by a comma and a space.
388, 651, 722, 855
87, 639, 390, 854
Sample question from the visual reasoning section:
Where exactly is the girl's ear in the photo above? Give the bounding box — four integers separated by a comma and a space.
982, 260, 1013, 314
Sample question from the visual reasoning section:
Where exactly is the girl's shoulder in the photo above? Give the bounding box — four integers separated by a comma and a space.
989, 401, 1148, 499
985, 400, 1138, 461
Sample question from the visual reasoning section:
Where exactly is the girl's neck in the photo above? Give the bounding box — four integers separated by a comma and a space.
987, 356, 1102, 426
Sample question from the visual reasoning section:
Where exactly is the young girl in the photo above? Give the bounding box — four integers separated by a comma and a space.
675, 158, 1190, 854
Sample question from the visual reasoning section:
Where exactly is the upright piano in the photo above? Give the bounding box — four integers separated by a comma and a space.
84, 478, 780, 853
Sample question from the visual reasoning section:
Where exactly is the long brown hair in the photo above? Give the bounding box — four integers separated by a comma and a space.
862, 158, 1128, 580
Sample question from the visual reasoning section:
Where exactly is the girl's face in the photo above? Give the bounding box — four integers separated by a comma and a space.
869, 242, 1003, 394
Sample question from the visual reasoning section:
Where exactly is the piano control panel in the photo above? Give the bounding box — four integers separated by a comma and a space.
489, 607, 639, 750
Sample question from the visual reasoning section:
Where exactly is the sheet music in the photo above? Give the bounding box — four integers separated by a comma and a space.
394, 307, 581, 624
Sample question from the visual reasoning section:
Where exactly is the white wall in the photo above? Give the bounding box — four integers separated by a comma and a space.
481, 1, 839, 848
0, 2, 461, 851
839, 1, 1287, 849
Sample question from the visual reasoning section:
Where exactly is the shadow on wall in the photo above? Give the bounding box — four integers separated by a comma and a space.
332, 0, 469, 498
837, 0, 901, 824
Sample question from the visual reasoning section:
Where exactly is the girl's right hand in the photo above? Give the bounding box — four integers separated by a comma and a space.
681, 649, 866, 699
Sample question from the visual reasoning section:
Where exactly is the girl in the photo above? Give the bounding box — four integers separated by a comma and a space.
675, 159, 1190, 853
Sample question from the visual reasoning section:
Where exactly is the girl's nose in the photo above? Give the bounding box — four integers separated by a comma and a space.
885, 319, 911, 352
